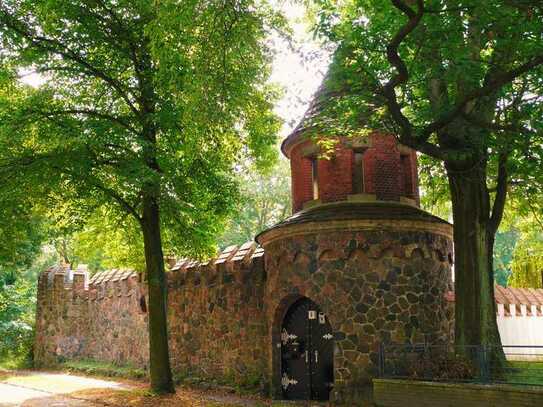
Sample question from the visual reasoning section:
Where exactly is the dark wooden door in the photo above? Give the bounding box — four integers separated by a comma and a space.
281, 298, 334, 401
310, 310, 334, 400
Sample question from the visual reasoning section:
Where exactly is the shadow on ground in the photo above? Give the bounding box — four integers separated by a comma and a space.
0, 370, 324, 407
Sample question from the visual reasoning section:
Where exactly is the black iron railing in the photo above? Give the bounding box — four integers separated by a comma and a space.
378, 343, 543, 386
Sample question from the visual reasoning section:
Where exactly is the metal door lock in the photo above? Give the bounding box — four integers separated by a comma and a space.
319, 312, 326, 324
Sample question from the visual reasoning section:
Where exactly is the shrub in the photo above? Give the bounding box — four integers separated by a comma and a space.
408, 352, 476, 381
0, 279, 36, 366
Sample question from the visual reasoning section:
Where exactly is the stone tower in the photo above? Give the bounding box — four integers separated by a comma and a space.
256, 82, 454, 403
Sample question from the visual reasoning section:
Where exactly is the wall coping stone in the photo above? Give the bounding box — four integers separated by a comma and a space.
257, 204, 453, 246
373, 379, 543, 394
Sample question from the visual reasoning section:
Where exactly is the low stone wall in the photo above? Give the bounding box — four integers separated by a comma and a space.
373, 379, 543, 407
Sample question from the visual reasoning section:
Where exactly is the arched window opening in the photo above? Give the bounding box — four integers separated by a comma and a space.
400, 154, 413, 198
352, 149, 365, 194
311, 157, 319, 200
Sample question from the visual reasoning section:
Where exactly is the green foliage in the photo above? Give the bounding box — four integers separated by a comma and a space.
0, 248, 56, 366
418, 155, 451, 221
48, 208, 146, 273
0, 0, 282, 259
0, 278, 35, 364
61, 359, 147, 380
507, 208, 543, 288
493, 230, 518, 286
218, 159, 291, 248
0, 194, 46, 275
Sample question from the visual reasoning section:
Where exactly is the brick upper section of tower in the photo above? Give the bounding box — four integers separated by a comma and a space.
284, 132, 420, 213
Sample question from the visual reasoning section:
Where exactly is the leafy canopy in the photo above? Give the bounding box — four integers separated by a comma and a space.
218, 159, 291, 247
0, 0, 282, 259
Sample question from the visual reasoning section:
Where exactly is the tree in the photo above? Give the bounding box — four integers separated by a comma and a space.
0, 0, 281, 392
218, 158, 291, 247
310, 0, 543, 357
0, 194, 45, 276
507, 201, 543, 288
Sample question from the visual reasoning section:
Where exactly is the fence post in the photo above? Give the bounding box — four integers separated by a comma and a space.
378, 342, 385, 377
479, 345, 490, 383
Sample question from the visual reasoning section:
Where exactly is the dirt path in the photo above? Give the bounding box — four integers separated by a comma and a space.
0, 370, 312, 407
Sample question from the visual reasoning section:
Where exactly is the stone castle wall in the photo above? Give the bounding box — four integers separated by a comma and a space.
34, 266, 148, 368
34, 242, 270, 388
166, 242, 268, 385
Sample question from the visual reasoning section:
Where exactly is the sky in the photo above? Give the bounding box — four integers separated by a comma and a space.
19, 1, 331, 143
268, 2, 331, 138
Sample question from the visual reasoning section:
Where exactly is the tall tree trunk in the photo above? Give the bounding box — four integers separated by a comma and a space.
447, 162, 505, 367
141, 188, 175, 394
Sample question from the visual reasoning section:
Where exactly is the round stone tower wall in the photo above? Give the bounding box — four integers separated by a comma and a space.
258, 207, 454, 403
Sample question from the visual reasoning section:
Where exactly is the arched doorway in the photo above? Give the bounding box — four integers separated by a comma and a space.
280, 297, 334, 401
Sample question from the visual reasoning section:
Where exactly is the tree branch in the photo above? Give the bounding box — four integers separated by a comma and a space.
0, 7, 141, 118
382, 0, 423, 139
89, 181, 143, 224
420, 54, 543, 139
33, 109, 139, 135
381, 1, 446, 159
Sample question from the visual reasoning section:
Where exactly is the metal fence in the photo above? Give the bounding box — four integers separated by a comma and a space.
378, 343, 543, 386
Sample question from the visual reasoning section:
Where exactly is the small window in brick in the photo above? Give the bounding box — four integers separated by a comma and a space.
352, 150, 365, 194
401, 154, 413, 197
311, 157, 319, 200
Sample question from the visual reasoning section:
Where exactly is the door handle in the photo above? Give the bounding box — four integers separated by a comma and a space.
315, 350, 318, 363
305, 350, 309, 363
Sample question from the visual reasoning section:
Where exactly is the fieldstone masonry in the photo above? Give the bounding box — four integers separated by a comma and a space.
166, 242, 268, 383
35, 266, 149, 368
257, 204, 454, 402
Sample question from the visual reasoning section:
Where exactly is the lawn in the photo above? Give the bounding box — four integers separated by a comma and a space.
503, 361, 543, 386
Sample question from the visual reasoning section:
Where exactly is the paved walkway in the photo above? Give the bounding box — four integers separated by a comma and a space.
0, 371, 129, 406
0, 371, 326, 406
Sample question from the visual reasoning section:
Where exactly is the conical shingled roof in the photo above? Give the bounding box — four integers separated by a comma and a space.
281, 78, 331, 157
281, 60, 379, 158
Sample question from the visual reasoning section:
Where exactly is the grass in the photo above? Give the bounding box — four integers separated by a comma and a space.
60, 358, 147, 380
504, 361, 543, 386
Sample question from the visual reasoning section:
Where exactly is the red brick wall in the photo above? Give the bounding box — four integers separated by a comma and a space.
368, 133, 401, 201
289, 133, 419, 212
291, 140, 314, 212
318, 144, 353, 203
